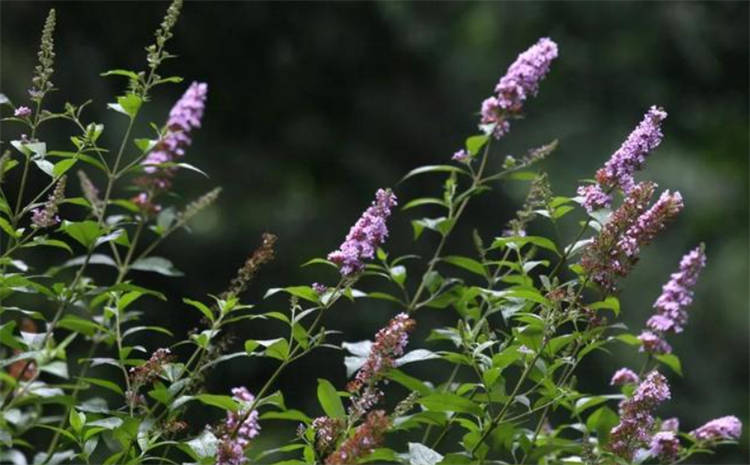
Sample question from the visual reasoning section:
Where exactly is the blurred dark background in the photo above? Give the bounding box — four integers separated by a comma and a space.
1, 1, 748, 463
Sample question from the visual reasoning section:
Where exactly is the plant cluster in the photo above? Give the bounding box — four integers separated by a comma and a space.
0, 3, 742, 465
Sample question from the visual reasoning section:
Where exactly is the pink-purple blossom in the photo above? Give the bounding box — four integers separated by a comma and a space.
347, 313, 415, 417
14, 106, 32, 118
610, 371, 671, 461
617, 190, 683, 258
135, 81, 207, 212
610, 368, 639, 386
661, 417, 680, 432
650, 431, 680, 460
312, 282, 328, 295
216, 387, 260, 465
328, 189, 397, 277
578, 106, 667, 212
691, 416, 742, 442
647, 245, 706, 334
597, 106, 668, 193
452, 149, 469, 162
638, 330, 672, 354
480, 37, 558, 138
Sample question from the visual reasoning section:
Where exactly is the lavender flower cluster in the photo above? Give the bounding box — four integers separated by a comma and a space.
134, 81, 207, 213
609, 371, 671, 461
216, 387, 261, 465
479, 37, 558, 139
691, 416, 743, 442
578, 106, 668, 211
347, 313, 415, 417
328, 189, 397, 277
31, 175, 66, 228
637, 244, 706, 354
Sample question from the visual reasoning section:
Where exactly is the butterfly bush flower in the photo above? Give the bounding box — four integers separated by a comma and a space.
312, 416, 345, 457
661, 417, 679, 432
578, 106, 668, 211
31, 175, 66, 228
650, 431, 680, 460
617, 190, 683, 258
610, 368, 639, 386
328, 189, 397, 277
691, 416, 742, 442
347, 313, 415, 417
325, 410, 390, 465
216, 387, 261, 465
14, 106, 32, 118
638, 330, 672, 354
134, 81, 207, 212
312, 282, 328, 295
452, 149, 469, 162
610, 371, 671, 461
480, 37, 558, 138
647, 245, 706, 334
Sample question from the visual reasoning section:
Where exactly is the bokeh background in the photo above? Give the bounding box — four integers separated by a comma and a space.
1, 1, 748, 463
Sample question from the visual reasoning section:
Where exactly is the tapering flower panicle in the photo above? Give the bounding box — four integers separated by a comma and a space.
78, 170, 102, 215
347, 313, 415, 417
328, 189, 397, 276
216, 387, 261, 465
650, 431, 680, 460
617, 190, 683, 258
581, 182, 655, 290
325, 410, 390, 465
638, 330, 672, 354
480, 37, 558, 138
176, 187, 222, 226
14, 106, 32, 118
146, 0, 183, 72
220, 232, 277, 299
312, 416, 345, 457
31, 175, 66, 228
128, 348, 173, 386
691, 416, 742, 442
610, 371, 670, 461
647, 245, 706, 334
610, 368, 639, 386
29, 9, 56, 101
578, 106, 667, 211
134, 81, 208, 213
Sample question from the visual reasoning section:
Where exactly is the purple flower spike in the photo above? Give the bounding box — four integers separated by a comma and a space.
216, 386, 261, 465
691, 416, 742, 442
480, 38, 558, 138
610, 368, 639, 386
328, 189, 397, 277
647, 245, 706, 334
14, 106, 32, 118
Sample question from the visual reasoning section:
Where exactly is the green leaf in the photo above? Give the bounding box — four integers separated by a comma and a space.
408, 442, 444, 465
79, 377, 124, 395
316, 378, 346, 419
183, 298, 215, 322
130, 257, 183, 276
419, 393, 482, 416
0, 217, 19, 238
61, 220, 102, 249
69, 409, 86, 434
465, 134, 489, 156
100, 69, 139, 80
654, 353, 682, 376
441, 256, 486, 277
21, 237, 73, 253
263, 286, 319, 303
107, 94, 142, 118
264, 339, 290, 361
589, 296, 620, 316
412, 217, 454, 240
53, 159, 77, 177
586, 406, 619, 443
195, 394, 240, 412
491, 235, 560, 255
401, 197, 448, 211
58, 315, 104, 337
260, 409, 312, 424
401, 165, 468, 182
